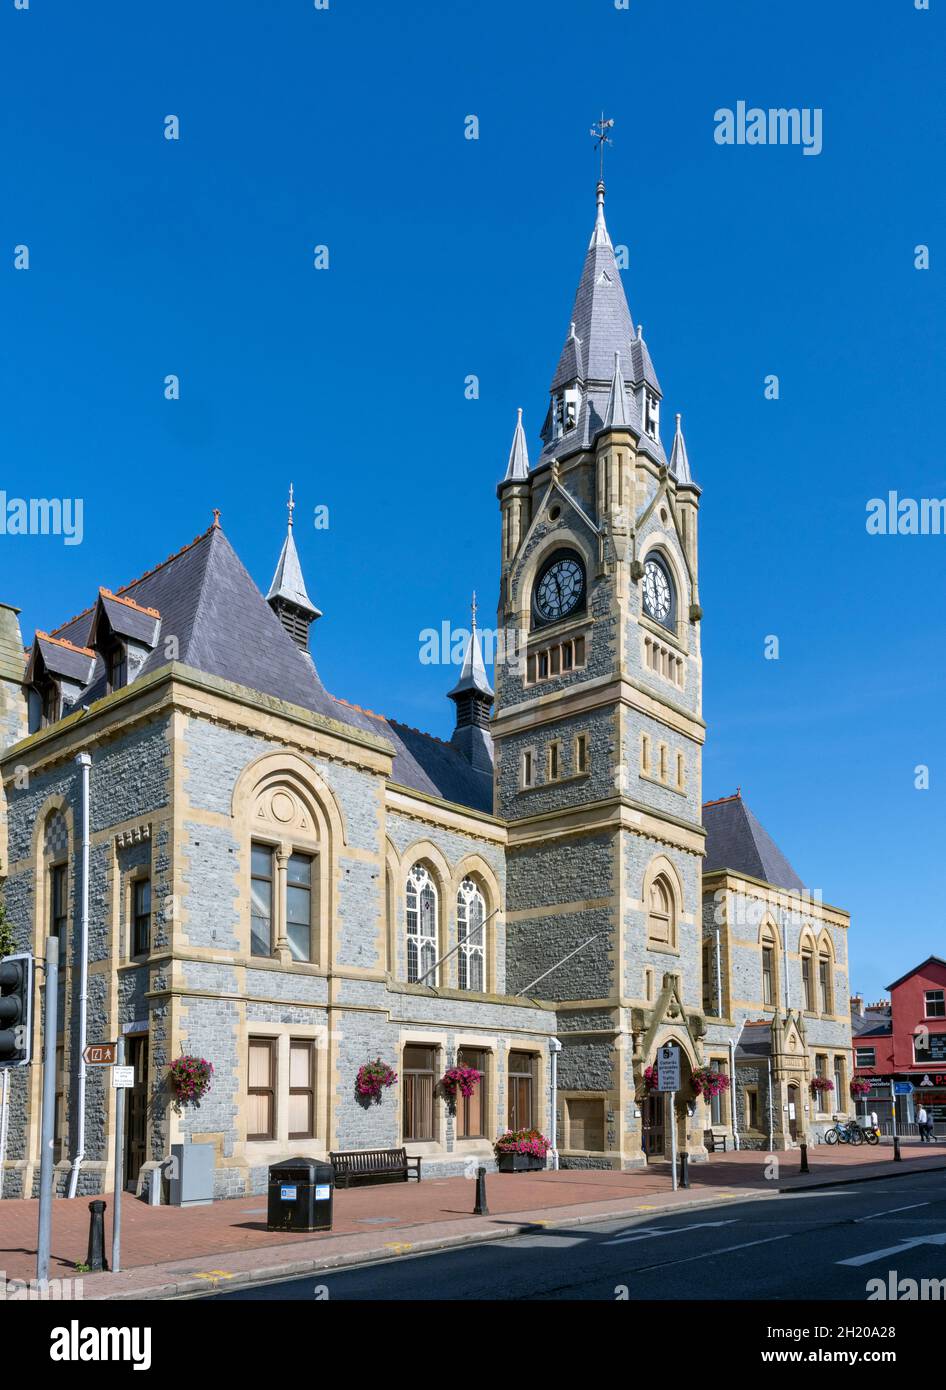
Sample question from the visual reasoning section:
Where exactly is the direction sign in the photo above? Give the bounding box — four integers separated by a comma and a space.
82, 1042, 117, 1066
893, 1081, 914, 1096
657, 1045, 680, 1092
112, 1065, 134, 1089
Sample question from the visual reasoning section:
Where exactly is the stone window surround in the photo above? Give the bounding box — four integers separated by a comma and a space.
562, 1092, 608, 1155
243, 1026, 326, 1158
250, 834, 319, 965
395, 848, 501, 995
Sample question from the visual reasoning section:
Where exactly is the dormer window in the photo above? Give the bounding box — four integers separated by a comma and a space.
41, 680, 61, 727
643, 390, 660, 442
106, 641, 127, 693
552, 389, 580, 439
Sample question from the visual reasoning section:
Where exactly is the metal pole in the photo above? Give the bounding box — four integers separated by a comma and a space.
669, 1089, 677, 1192
414, 907, 500, 986
37, 936, 59, 1283
111, 1036, 125, 1273
890, 1079, 898, 1142
714, 924, 722, 1018
548, 1038, 561, 1171
0, 1067, 9, 1200
67, 750, 92, 1198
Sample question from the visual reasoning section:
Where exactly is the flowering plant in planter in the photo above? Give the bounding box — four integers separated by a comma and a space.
440, 1064, 482, 1101
810, 1076, 835, 1098
494, 1128, 551, 1159
850, 1077, 873, 1099
691, 1067, 731, 1102
641, 1065, 659, 1093
356, 1058, 397, 1102
168, 1054, 214, 1106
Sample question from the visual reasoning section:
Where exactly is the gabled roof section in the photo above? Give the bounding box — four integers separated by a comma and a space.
448, 616, 494, 701
604, 351, 633, 430
27, 632, 96, 686
702, 791, 806, 893
885, 956, 946, 993
90, 589, 162, 648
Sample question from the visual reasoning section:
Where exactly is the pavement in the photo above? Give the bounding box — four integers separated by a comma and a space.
3, 1139, 944, 1300
209, 1166, 946, 1304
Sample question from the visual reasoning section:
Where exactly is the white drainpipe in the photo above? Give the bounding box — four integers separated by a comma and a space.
767, 1056, 775, 1151
67, 751, 92, 1199
548, 1038, 562, 1170
714, 924, 723, 1017
730, 1018, 746, 1151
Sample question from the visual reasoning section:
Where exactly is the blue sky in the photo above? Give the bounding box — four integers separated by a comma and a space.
1, 1, 942, 997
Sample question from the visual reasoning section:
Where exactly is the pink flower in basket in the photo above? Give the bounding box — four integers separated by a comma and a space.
494, 1128, 552, 1159
440, 1065, 482, 1101
356, 1058, 397, 1102
691, 1066, 731, 1102
168, 1054, 214, 1106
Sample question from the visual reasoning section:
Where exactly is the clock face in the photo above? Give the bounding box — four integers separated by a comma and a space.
643, 558, 673, 625
534, 554, 585, 624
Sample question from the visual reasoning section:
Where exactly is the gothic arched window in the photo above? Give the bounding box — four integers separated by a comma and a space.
647, 875, 675, 948
761, 926, 778, 1006
456, 879, 486, 992
406, 863, 438, 984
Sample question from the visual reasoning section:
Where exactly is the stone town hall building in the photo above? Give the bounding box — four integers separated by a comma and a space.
0, 178, 853, 1199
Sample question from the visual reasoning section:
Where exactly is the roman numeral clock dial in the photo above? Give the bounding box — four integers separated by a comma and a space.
533, 554, 585, 624
642, 557, 673, 625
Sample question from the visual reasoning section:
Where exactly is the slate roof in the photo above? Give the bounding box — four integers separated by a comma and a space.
92, 590, 162, 647
853, 1020, 893, 1039
538, 184, 671, 473
702, 792, 806, 893
36, 521, 493, 816
267, 524, 320, 617
29, 633, 96, 686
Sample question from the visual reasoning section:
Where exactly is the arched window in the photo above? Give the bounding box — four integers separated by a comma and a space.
647, 875, 675, 947
456, 879, 486, 991
406, 863, 438, 984
761, 926, 778, 1006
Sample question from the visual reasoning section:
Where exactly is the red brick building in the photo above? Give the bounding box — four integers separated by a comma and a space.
852, 956, 946, 1131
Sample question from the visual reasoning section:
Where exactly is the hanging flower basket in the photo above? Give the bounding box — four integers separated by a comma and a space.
641, 1065, 659, 1095
810, 1076, 834, 1098
494, 1128, 551, 1172
691, 1067, 731, 1102
440, 1064, 482, 1102
850, 1077, 873, 1099
356, 1058, 398, 1103
168, 1054, 214, 1106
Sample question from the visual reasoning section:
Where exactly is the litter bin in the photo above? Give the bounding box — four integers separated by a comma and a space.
267, 1157, 334, 1233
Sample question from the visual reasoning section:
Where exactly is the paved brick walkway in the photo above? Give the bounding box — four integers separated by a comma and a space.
2, 1139, 943, 1298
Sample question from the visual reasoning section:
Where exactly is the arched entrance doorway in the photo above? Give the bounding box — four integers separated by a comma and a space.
787, 1083, 800, 1143
641, 1042, 695, 1162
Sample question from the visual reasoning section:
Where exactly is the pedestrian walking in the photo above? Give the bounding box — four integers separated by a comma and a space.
917, 1104, 929, 1143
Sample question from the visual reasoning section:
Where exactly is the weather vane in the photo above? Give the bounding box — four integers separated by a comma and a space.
471, 590, 478, 630
590, 113, 614, 181
287, 481, 295, 529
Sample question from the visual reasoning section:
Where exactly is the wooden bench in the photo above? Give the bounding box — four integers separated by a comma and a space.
330, 1147, 422, 1189
704, 1129, 729, 1153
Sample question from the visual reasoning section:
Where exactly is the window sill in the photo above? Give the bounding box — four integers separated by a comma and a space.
639, 771, 686, 797
645, 941, 680, 957
519, 771, 590, 794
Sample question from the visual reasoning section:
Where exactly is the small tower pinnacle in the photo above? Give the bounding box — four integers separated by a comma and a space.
267, 486, 321, 651
448, 593, 494, 773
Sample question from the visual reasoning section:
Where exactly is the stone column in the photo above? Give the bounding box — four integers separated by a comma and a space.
274, 846, 291, 964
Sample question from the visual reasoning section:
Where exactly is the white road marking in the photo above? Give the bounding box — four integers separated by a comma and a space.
853, 1202, 930, 1223
604, 1219, 738, 1247
838, 1232, 946, 1267
632, 1232, 796, 1273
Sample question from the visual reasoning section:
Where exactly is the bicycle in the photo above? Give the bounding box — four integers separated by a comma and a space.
825, 1120, 863, 1145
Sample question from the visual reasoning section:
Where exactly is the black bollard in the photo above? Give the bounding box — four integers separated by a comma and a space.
679, 1152, 690, 1189
86, 1199, 108, 1273
800, 1142, 810, 1174
474, 1166, 489, 1216
893, 1136, 902, 1162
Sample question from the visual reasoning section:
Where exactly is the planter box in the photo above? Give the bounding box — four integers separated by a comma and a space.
496, 1152, 546, 1173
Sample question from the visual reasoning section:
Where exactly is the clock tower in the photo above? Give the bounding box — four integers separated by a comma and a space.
493, 174, 707, 1168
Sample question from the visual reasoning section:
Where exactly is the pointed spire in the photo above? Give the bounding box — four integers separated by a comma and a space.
267, 485, 321, 650
590, 179, 612, 249
448, 591, 494, 700
550, 180, 635, 395
604, 351, 632, 430
448, 593, 494, 773
503, 408, 530, 482
670, 412, 692, 483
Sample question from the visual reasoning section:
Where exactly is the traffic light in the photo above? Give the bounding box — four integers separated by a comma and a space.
0, 951, 33, 1067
